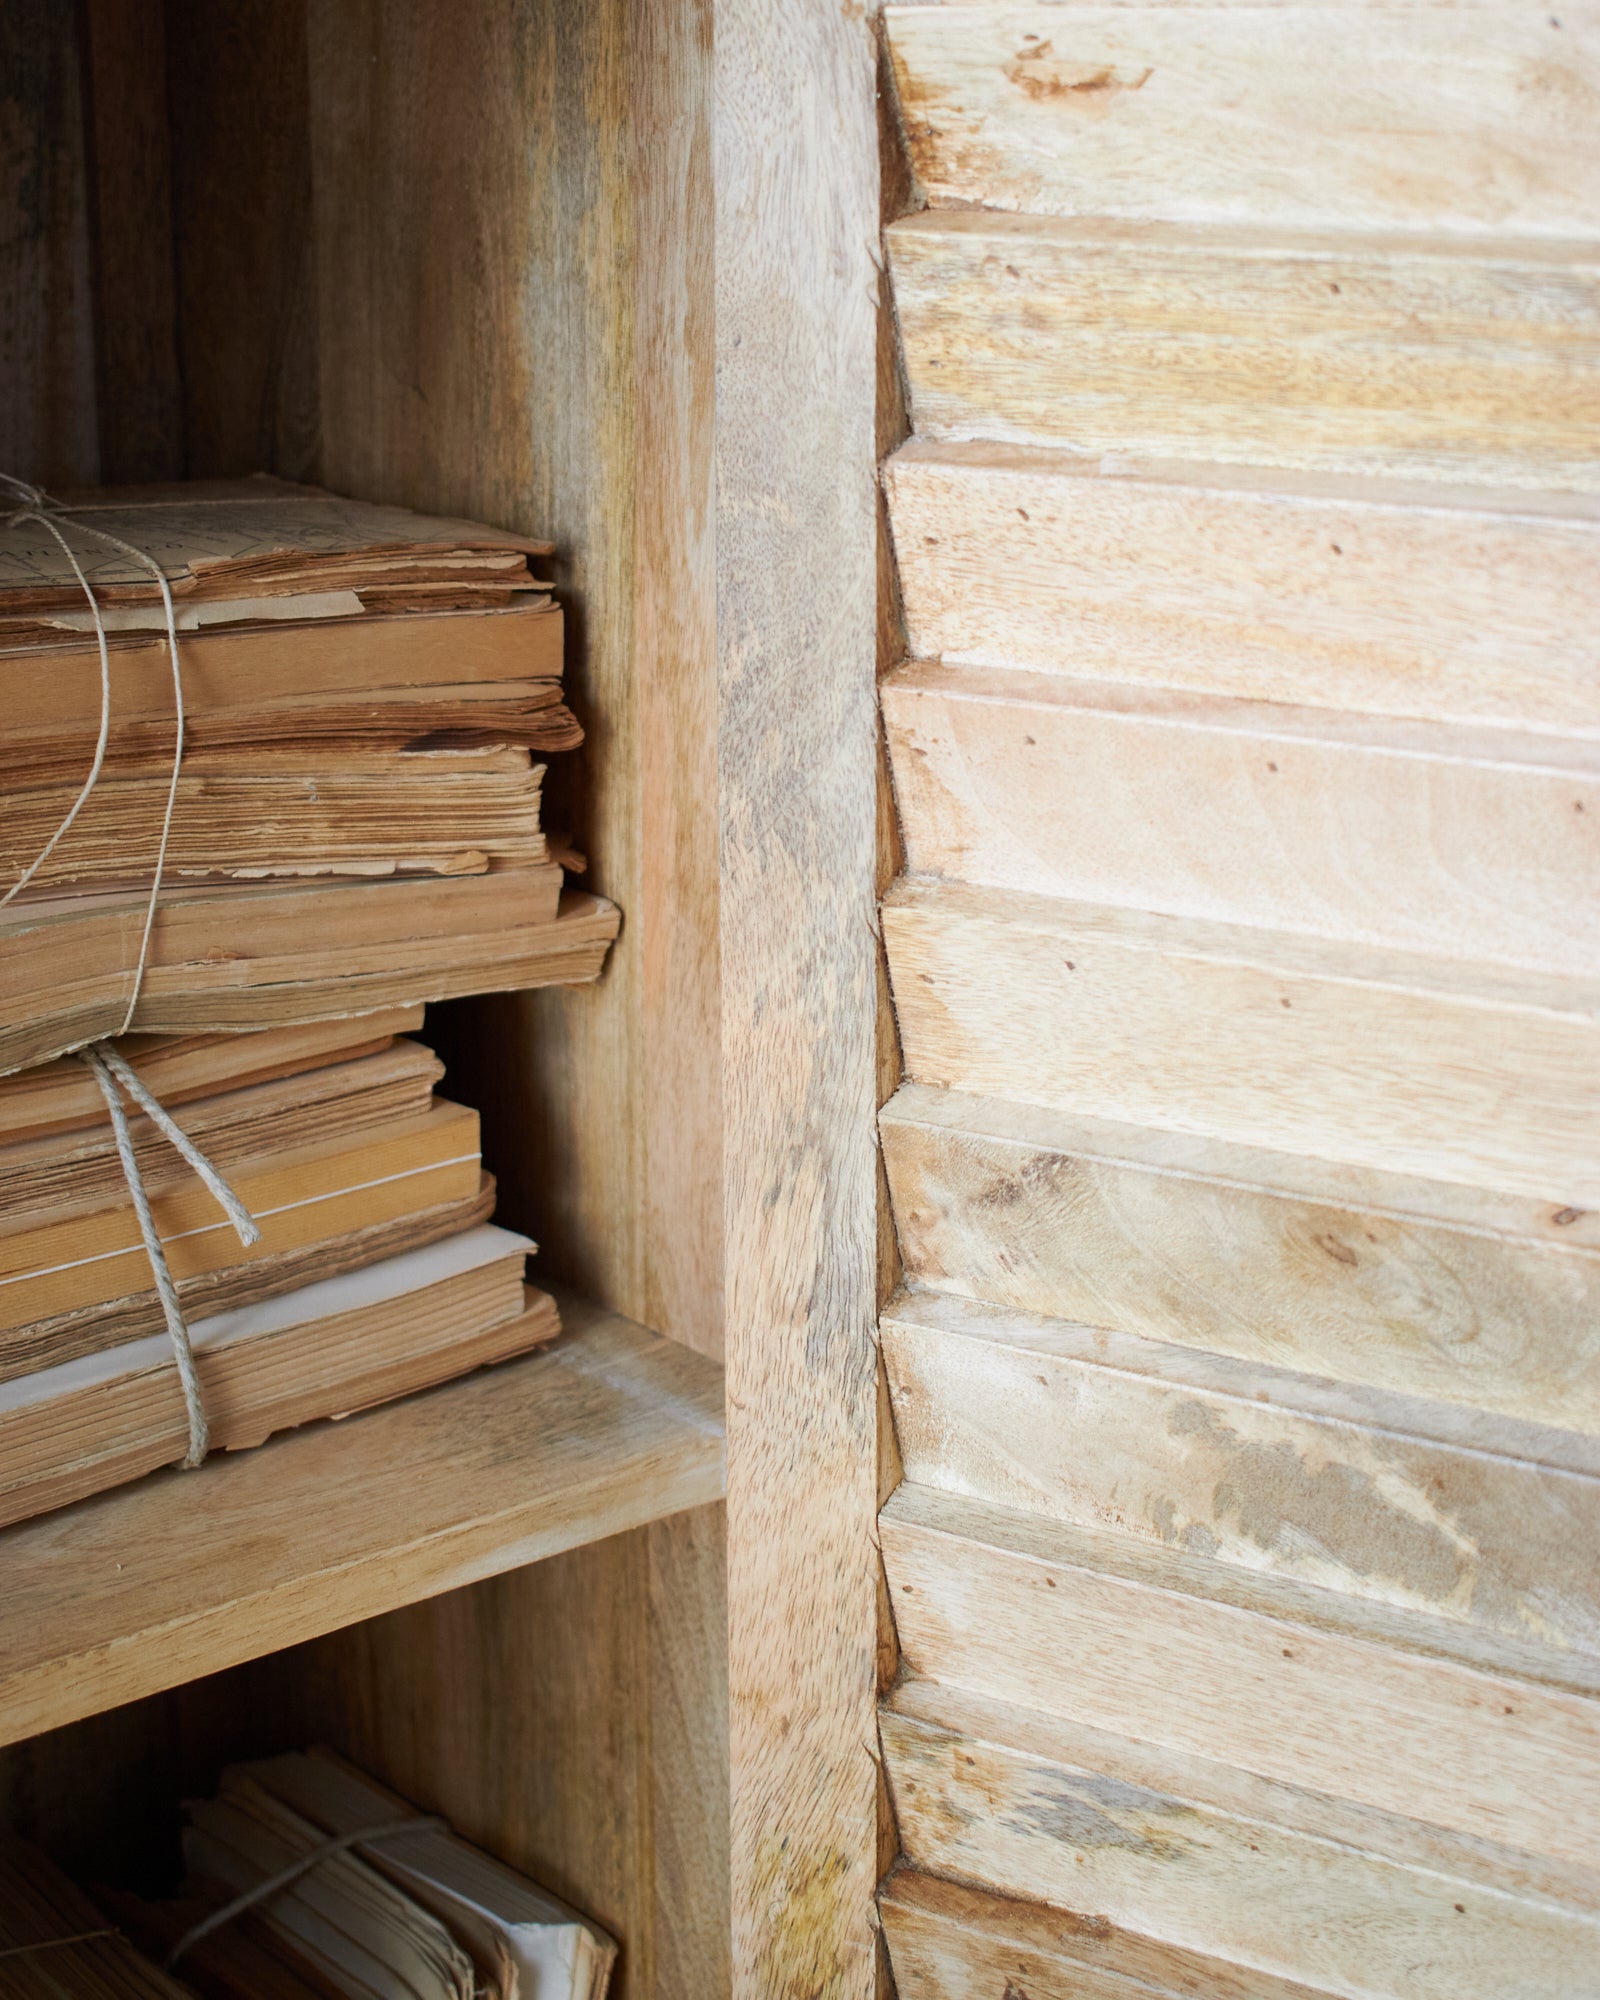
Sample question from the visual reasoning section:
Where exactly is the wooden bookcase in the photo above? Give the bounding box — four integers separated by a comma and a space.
0, 4, 883, 1995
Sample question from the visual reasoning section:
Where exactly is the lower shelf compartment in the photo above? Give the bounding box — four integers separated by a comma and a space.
0, 1294, 725, 1747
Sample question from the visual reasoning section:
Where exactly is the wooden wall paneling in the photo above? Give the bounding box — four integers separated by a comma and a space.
879, 1086, 1600, 1432
881, 1287, 1600, 1661
885, 5, 1600, 237
883, 878, 1600, 1204
881, 1693, 1600, 2000
888, 214, 1600, 491
881, 1485, 1600, 1870
0, 0, 99, 486
718, 1, 881, 1991
884, 664, 1600, 975
883, 442, 1600, 736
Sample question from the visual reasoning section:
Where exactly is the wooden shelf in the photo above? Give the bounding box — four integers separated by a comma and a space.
0, 1297, 724, 1748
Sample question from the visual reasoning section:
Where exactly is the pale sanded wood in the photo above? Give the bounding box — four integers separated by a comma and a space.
880, 1485, 1600, 1869
882, 1288, 1600, 1658
883, 878, 1600, 1204
0, 1298, 724, 1751
718, 4, 882, 1992
879, 1867, 1327, 2000
886, 5, 1600, 237
880, 1086, 1600, 1432
888, 213, 1600, 491
884, 442, 1600, 736
883, 664, 1600, 977
882, 1689, 1600, 2000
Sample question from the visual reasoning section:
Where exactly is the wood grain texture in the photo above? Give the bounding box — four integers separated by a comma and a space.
882, 1690, 1600, 2000
0, 1299, 724, 1752
883, 877, 1600, 1204
882, 1287, 1600, 1659
880, 1868, 1327, 2000
718, 1, 881, 1991
884, 440, 1600, 735
307, 0, 723, 1359
880, 1086, 1600, 1432
880, 1485, 1600, 1869
885, 5, 1600, 237
889, 212, 1600, 490
883, 663, 1600, 975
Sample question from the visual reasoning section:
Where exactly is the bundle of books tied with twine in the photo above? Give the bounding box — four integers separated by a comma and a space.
2, 1748, 616, 1998
0, 473, 618, 1526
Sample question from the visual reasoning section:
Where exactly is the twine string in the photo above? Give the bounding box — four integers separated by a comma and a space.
0, 1929, 120, 1961
165, 1815, 448, 1969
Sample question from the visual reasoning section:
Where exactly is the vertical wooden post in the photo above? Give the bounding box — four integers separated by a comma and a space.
717, 4, 882, 1994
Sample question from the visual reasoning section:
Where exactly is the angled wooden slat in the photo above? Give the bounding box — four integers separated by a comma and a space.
882, 662, 1600, 976
884, 441, 1600, 735
880, 1866, 1341, 2000
886, 5, 1600, 237
880, 1484, 1600, 1869
882, 878, 1600, 1205
888, 438, 1600, 732
881, 1687, 1600, 2000
888, 213, 1600, 491
882, 1286, 1600, 1659
879, 1085, 1600, 1432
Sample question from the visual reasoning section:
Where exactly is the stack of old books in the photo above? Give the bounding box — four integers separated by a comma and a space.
0, 478, 618, 1525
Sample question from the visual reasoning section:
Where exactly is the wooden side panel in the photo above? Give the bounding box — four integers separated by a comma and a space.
889, 214, 1600, 491
881, 1486, 1600, 1872
886, 5, 1600, 236
883, 662, 1600, 975
718, 2, 881, 1994
882, 1696, 1600, 2000
883, 878, 1600, 1205
879, 1086, 1600, 1432
884, 443, 1600, 736
881, 1288, 1600, 1657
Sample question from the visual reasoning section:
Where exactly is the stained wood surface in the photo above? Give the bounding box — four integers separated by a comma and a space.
880, 1085, 1600, 1431
886, 5, 1600, 236
889, 213, 1600, 490
884, 877, 1600, 1204
885, 442, 1600, 735
880, 1485, 1600, 1869
717, 3, 881, 1992
0, 1298, 724, 1751
882, 1689, 1600, 2000
883, 1286, 1600, 1661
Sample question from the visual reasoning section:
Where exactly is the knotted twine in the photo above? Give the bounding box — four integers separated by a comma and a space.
2, 474, 260, 1467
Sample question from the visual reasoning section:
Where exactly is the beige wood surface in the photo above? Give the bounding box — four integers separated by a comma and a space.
884, 663, 1600, 975
882, 1691, 1600, 2000
880, 1868, 1325, 2000
884, 878, 1600, 1203
881, 1485, 1600, 1868
885, 442, 1600, 735
0, 1298, 724, 1751
886, 5, 1600, 236
880, 1086, 1600, 1432
889, 213, 1600, 490
717, 3, 881, 1992
884, 1284, 1600, 1661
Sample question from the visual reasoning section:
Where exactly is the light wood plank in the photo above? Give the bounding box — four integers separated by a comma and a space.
881, 1485, 1600, 1869
717, 2, 882, 1994
883, 878, 1600, 1204
885, 440, 1600, 736
880, 1085, 1600, 1432
886, 5, 1600, 237
880, 1867, 1327, 2000
882, 1687, 1600, 2000
0, 1298, 725, 1750
883, 662, 1600, 976
884, 1286, 1600, 1661
889, 213, 1600, 490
